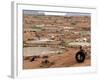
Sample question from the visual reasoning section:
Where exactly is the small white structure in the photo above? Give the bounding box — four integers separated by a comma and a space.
75, 38, 87, 42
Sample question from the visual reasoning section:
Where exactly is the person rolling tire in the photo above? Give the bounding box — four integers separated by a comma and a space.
75, 46, 86, 63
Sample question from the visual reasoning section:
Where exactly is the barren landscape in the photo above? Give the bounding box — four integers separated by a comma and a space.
23, 10, 91, 69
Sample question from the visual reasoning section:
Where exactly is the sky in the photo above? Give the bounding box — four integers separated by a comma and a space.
23, 10, 91, 16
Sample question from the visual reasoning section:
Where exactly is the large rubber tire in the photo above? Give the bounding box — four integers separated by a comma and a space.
75, 51, 85, 63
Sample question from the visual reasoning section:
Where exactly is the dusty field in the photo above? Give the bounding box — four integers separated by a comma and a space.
23, 13, 91, 69
23, 48, 91, 69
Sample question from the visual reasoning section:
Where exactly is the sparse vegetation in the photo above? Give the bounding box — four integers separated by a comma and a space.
23, 13, 91, 69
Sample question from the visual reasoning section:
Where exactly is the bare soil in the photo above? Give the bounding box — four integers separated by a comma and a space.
23, 48, 90, 69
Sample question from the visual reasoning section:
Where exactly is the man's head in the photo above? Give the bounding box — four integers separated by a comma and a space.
80, 46, 82, 50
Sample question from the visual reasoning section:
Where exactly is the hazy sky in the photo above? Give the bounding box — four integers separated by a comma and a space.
23, 10, 91, 16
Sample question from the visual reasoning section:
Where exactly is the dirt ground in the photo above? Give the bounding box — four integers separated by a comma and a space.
23, 48, 91, 69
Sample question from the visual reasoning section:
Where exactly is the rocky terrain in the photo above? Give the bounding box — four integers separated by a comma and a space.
23, 11, 91, 69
